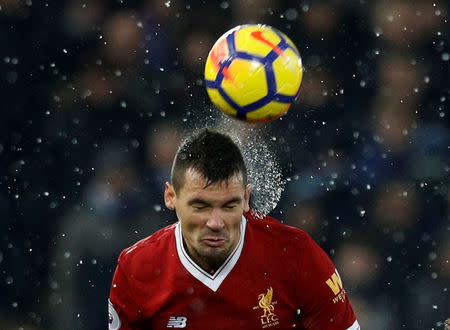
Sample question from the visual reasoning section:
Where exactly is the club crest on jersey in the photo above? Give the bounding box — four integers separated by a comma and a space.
167, 316, 187, 328
252, 287, 279, 328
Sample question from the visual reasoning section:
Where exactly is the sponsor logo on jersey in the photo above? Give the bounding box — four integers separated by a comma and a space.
252, 287, 279, 328
108, 299, 121, 330
167, 316, 187, 328
325, 269, 347, 304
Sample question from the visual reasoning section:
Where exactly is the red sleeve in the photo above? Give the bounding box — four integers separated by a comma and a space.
108, 256, 143, 330
297, 234, 359, 330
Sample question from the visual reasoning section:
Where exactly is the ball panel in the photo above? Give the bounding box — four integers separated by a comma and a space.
206, 88, 238, 117
222, 58, 268, 107
277, 31, 301, 55
245, 101, 290, 122
205, 36, 230, 81
204, 59, 218, 82
272, 48, 303, 96
234, 25, 282, 58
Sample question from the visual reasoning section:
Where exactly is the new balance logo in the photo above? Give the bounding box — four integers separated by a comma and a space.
167, 316, 187, 328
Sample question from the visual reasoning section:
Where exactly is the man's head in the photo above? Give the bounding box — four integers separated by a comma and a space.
170, 128, 248, 193
164, 128, 250, 273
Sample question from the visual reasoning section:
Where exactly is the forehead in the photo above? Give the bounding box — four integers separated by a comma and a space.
179, 168, 245, 195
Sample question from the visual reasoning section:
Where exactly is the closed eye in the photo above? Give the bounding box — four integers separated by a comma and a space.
223, 197, 241, 209
192, 204, 208, 210
188, 198, 211, 210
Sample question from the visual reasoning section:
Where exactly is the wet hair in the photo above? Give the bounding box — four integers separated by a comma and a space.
171, 128, 247, 193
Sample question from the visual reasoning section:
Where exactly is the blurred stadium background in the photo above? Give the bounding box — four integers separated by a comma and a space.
0, 0, 448, 329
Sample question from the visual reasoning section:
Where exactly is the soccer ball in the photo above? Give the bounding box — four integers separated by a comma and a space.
204, 24, 303, 122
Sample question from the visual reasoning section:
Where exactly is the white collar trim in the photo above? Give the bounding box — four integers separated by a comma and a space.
175, 215, 247, 292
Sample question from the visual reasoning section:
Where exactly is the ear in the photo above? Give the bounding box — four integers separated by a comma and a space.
243, 184, 251, 212
164, 182, 176, 210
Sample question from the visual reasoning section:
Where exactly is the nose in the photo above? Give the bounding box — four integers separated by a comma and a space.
205, 209, 225, 231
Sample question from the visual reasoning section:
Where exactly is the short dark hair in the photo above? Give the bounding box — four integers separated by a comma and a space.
171, 128, 247, 193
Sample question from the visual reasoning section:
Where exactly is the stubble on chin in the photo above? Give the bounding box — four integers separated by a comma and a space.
196, 244, 230, 269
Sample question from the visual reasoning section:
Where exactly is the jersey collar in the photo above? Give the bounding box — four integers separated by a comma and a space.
174, 215, 247, 292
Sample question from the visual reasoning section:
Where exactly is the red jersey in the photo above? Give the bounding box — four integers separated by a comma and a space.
109, 211, 359, 329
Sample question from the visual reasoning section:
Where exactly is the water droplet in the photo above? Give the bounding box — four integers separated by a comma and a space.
285, 8, 298, 21
50, 280, 58, 290
131, 139, 139, 149
374, 26, 383, 37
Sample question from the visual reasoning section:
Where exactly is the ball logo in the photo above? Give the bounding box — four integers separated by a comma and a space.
250, 31, 286, 59
108, 299, 121, 330
209, 37, 237, 87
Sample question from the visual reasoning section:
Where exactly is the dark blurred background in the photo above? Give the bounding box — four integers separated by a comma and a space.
0, 0, 448, 329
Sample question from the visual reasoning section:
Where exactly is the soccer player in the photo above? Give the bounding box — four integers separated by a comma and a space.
108, 128, 359, 329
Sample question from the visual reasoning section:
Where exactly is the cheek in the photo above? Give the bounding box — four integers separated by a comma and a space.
180, 220, 199, 243
180, 213, 204, 234
228, 213, 243, 229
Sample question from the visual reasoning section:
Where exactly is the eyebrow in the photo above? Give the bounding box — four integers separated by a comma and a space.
187, 197, 242, 206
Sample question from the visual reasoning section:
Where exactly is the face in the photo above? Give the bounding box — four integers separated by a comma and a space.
165, 168, 250, 273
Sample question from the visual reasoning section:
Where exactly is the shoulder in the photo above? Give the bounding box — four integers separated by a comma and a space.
117, 223, 177, 273
244, 210, 329, 277
244, 210, 312, 246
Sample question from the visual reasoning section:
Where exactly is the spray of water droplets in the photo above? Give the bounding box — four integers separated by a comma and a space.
185, 107, 286, 217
